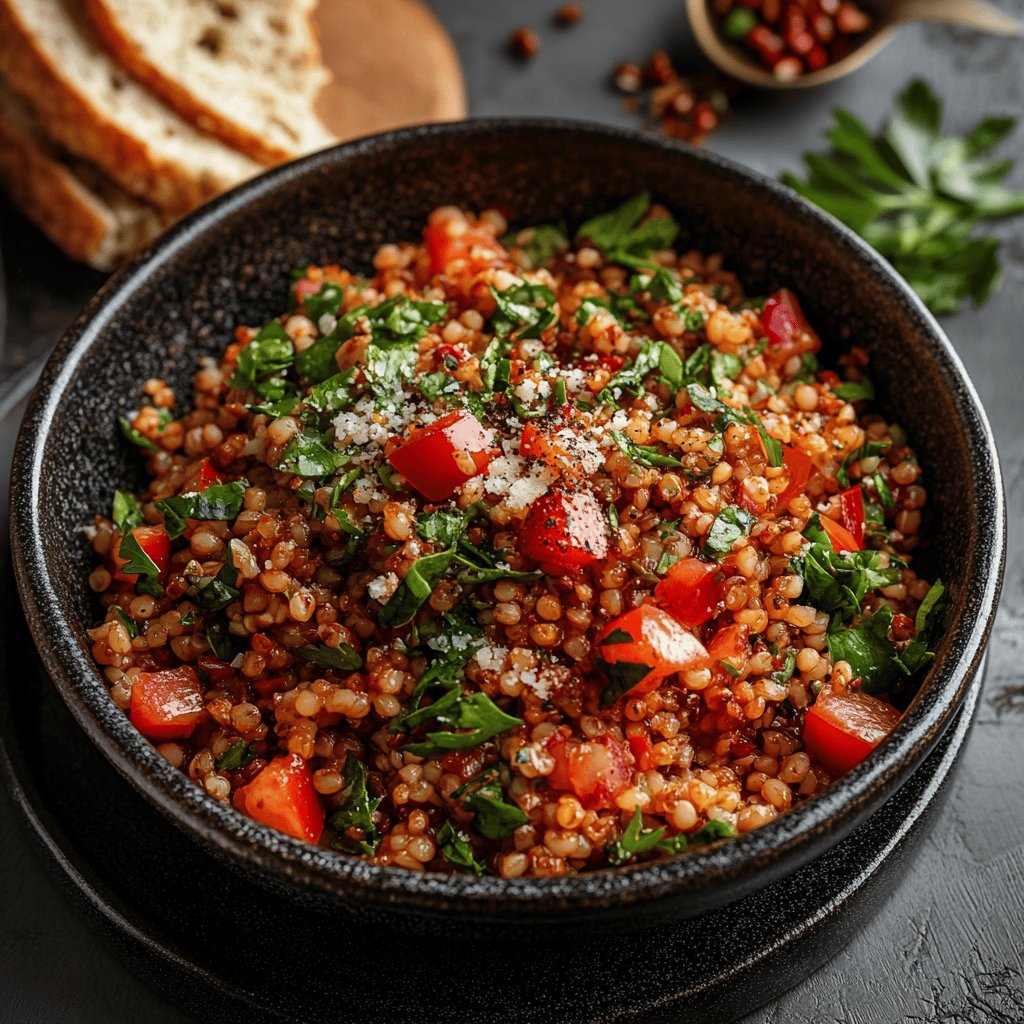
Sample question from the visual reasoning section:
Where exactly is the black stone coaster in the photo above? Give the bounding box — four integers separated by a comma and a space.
0, 588, 982, 1024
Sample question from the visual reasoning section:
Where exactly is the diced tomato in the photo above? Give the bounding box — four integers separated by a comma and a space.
435, 344, 468, 368
820, 514, 861, 553
804, 683, 902, 776
628, 734, 657, 771
423, 222, 505, 276
114, 525, 171, 583
251, 675, 291, 698
546, 732, 631, 810
597, 354, 626, 372
655, 557, 723, 628
838, 486, 865, 546
194, 458, 223, 490
519, 489, 609, 573
196, 655, 235, 684
441, 747, 489, 781
774, 444, 813, 512
707, 623, 751, 668
234, 753, 325, 844
596, 605, 709, 698
761, 288, 821, 368
387, 410, 496, 502
129, 667, 205, 741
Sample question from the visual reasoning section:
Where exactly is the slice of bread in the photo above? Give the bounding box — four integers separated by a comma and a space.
0, 0, 260, 216
0, 78, 165, 270
84, 0, 335, 165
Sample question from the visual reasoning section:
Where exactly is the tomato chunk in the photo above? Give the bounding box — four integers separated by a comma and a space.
838, 486, 865, 546
129, 667, 205, 741
114, 525, 171, 582
774, 444, 813, 512
194, 458, 223, 490
595, 605, 709, 699
707, 623, 750, 667
519, 489, 609, 573
655, 557, 723, 628
804, 683, 902, 776
234, 754, 325, 844
387, 410, 496, 502
820, 514, 861, 553
546, 732, 631, 810
423, 222, 505, 276
761, 288, 821, 368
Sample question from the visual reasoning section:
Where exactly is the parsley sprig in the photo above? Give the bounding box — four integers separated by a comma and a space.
783, 80, 1024, 315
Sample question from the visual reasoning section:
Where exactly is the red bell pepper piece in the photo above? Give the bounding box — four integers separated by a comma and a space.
761, 288, 821, 368
838, 485, 865, 546
387, 410, 496, 502
129, 667, 205, 741
234, 753, 325, 844
595, 605, 709, 698
546, 732, 631, 810
655, 557, 723, 628
820, 514, 861, 553
197, 655, 235, 684
519, 489, 609, 573
774, 444, 813, 512
114, 525, 171, 583
423, 222, 504, 276
628, 734, 657, 771
804, 683, 901, 776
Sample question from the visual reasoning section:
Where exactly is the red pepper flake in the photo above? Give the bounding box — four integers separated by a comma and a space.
555, 3, 584, 26
511, 26, 540, 59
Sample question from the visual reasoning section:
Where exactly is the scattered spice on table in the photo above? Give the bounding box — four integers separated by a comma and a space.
555, 3, 584, 25
611, 50, 735, 146
510, 26, 541, 59
712, 0, 872, 80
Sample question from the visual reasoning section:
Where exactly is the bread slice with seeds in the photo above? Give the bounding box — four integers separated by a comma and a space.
84, 0, 335, 165
0, 0, 260, 216
0, 78, 165, 270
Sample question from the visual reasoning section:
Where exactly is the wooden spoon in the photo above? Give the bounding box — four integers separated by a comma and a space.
688, 0, 1023, 89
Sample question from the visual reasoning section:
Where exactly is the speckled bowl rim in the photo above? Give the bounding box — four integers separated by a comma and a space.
10, 119, 1006, 919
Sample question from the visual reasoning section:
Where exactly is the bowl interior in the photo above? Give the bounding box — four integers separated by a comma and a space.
11, 121, 1003, 924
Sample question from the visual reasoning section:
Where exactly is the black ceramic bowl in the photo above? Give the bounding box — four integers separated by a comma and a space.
10, 120, 1005, 932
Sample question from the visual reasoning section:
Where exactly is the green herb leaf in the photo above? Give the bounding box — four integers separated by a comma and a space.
438, 821, 485, 874
703, 505, 755, 559
155, 480, 248, 538
402, 691, 523, 757
837, 440, 891, 488
577, 193, 679, 266
606, 807, 666, 866
783, 80, 1024, 315
771, 649, 797, 685
895, 579, 946, 675
230, 321, 295, 391
278, 431, 350, 478
455, 769, 530, 839
491, 282, 558, 340
112, 605, 138, 638
656, 818, 735, 854
378, 550, 455, 627
117, 530, 161, 578
303, 282, 343, 321
329, 757, 382, 856
305, 368, 359, 414
596, 655, 652, 706
186, 545, 240, 612
835, 378, 875, 402
118, 415, 157, 451
609, 430, 684, 469
503, 223, 569, 268
826, 605, 901, 694
297, 643, 362, 672
216, 740, 256, 772
112, 490, 144, 534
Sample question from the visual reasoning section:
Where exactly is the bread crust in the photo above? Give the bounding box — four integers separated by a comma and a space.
0, 0, 258, 215
83, 0, 333, 166
0, 102, 162, 270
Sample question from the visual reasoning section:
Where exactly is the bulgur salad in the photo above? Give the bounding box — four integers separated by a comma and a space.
87, 194, 945, 877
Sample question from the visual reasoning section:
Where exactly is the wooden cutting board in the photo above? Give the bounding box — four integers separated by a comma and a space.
313, 0, 466, 140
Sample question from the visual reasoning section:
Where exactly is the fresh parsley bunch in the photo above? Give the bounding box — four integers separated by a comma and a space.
783, 80, 1024, 315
